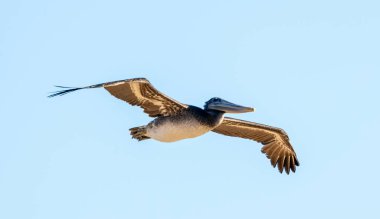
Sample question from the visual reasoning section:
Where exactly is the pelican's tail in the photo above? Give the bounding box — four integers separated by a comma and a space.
129, 126, 150, 141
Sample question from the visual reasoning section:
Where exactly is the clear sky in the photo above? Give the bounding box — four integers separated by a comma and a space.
1, 0, 379, 218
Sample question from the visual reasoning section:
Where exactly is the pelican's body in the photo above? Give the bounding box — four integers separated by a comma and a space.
49, 77, 299, 174
145, 106, 224, 142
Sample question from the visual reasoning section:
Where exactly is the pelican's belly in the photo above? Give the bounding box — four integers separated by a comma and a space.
146, 119, 211, 142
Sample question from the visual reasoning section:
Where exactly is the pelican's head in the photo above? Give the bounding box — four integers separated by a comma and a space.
204, 97, 254, 113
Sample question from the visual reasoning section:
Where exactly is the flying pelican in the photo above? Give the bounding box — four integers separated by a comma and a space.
49, 78, 299, 174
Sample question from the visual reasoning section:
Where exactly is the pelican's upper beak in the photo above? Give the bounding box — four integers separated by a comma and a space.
207, 99, 254, 113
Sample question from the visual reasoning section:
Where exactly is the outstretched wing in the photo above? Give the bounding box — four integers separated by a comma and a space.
48, 78, 188, 117
212, 117, 299, 174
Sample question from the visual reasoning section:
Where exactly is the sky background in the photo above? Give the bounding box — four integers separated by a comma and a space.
1, 0, 379, 218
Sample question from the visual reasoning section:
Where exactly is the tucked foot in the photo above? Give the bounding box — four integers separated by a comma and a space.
129, 126, 150, 141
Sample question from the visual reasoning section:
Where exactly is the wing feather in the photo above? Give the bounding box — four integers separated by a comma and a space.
212, 117, 299, 174
285, 155, 291, 174
48, 78, 188, 117
278, 152, 286, 173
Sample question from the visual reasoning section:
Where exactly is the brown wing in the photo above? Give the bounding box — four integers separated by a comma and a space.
48, 78, 188, 117
212, 117, 299, 174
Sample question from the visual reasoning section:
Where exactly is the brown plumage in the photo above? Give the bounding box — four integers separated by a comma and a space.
212, 117, 299, 174
101, 78, 188, 117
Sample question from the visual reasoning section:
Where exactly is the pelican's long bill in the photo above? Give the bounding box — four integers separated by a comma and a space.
207, 99, 254, 113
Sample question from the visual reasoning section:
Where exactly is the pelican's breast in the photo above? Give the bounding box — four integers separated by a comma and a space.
146, 107, 223, 142
146, 117, 210, 142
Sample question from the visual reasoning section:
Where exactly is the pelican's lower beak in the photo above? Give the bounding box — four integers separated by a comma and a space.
209, 100, 254, 113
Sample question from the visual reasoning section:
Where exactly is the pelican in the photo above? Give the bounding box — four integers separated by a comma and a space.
49, 78, 299, 174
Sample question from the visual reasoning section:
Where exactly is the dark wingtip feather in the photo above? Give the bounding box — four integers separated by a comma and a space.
47, 87, 82, 98
279, 166, 284, 174
290, 165, 296, 173
285, 156, 291, 174
54, 85, 77, 89
290, 156, 297, 173
294, 156, 300, 166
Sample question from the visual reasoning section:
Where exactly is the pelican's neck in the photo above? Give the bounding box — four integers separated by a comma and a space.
205, 109, 225, 127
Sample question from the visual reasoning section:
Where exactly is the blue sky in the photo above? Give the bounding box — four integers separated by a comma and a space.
1, 0, 379, 218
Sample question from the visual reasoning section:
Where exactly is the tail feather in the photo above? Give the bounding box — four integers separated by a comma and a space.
129, 126, 150, 141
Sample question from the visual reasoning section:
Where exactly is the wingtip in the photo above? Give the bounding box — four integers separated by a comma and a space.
285, 166, 290, 175
295, 157, 300, 166
47, 87, 82, 98
54, 85, 76, 89
279, 167, 284, 174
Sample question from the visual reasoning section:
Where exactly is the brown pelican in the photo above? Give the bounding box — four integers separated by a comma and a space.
49, 78, 299, 174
